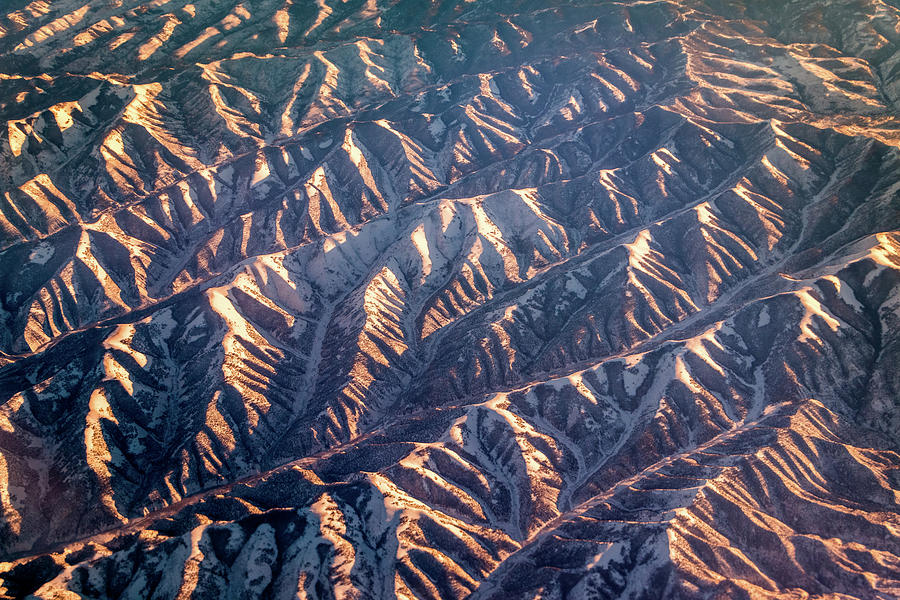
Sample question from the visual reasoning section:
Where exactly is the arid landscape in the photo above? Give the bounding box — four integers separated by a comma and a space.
0, 0, 899, 598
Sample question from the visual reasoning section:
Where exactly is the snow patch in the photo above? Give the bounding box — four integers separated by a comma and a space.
428, 117, 445, 139
623, 361, 649, 395
564, 275, 587, 299
28, 241, 54, 265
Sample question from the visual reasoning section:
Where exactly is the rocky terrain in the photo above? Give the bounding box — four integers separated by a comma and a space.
0, 0, 899, 598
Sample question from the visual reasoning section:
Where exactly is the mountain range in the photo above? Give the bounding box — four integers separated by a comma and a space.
0, 0, 899, 598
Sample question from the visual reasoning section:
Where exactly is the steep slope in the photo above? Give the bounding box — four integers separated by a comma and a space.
0, 0, 899, 598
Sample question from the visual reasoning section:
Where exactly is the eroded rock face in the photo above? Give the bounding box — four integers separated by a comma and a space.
0, 0, 898, 598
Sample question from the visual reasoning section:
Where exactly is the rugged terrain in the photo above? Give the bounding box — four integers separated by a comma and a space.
0, 0, 899, 598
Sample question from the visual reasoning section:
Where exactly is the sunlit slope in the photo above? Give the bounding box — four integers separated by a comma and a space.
1, 0, 899, 598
